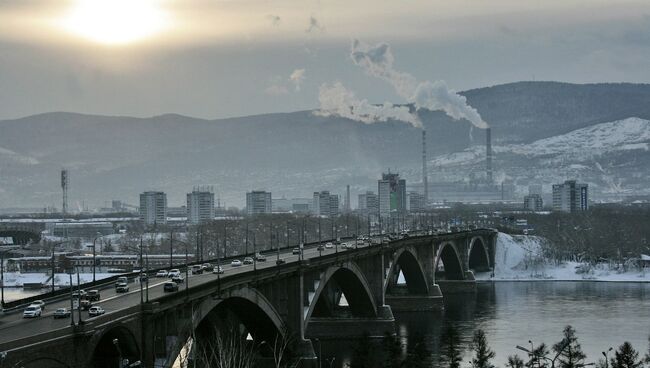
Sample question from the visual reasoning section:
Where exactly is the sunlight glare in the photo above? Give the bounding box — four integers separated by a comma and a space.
61, 0, 169, 45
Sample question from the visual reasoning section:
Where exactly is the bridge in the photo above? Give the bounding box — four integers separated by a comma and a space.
0, 229, 496, 368
0, 222, 44, 245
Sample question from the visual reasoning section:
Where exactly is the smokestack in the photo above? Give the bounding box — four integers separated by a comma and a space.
422, 130, 429, 205
486, 128, 493, 184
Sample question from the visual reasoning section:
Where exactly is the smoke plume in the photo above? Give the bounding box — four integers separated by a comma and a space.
315, 82, 422, 128
350, 40, 488, 129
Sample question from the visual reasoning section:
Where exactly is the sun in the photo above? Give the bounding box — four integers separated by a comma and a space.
60, 0, 169, 45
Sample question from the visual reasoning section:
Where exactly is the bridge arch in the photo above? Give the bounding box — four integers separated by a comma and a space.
89, 326, 140, 368
384, 247, 429, 295
468, 236, 491, 272
164, 287, 288, 368
305, 262, 378, 326
20, 357, 69, 368
435, 241, 464, 280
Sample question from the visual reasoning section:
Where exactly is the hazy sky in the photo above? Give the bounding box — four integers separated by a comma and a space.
2, 0, 650, 120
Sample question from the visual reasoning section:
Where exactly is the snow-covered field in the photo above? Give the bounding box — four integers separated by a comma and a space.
475, 233, 650, 282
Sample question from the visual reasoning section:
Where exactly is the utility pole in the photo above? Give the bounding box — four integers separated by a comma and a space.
169, 230, 174, 269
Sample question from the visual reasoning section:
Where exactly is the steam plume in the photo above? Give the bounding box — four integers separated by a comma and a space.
315, 82, 421, 128
350, 40, 488, 129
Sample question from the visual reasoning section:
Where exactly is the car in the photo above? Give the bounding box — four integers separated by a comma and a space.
72, 289, 87, 299
87, 290, 100, 302
115, 282, 129, 293
342, 242, 354, 249
53, 308, 71, 319
88, 306, 105, 317
191, 265, 203, 274
254, 253, 266, 262
201, 263, 214, 271
231, 259, 242, 267
168, 269, 181, 278
325, 242, 333, 249
243, 257, 254, 265
292, 248, 301, 255
31, 300, 46, 311
171, 275, 184, 284
116, 276, 129, 283
23, 305, 42, 318
317, 245, 325, 251
276, 259, 286, 265
212, 266, 224, 274
163, 282, 179, 292
139, 273, 148, 282
156, 270, 169, 277
80, 299, 93, 310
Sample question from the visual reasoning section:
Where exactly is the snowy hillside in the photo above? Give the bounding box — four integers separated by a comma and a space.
474, 233, 650, 282
502, 117, 650, 158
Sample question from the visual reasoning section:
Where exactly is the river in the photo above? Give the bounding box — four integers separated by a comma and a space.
321, 281, 650, 367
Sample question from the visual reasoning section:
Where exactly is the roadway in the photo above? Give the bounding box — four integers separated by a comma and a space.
0, 239, 377, 346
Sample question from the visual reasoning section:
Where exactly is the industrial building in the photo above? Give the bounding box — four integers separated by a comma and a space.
46, 222, 114, 238
139, 191, 167, 226
246, 191, 272, 215
187, 187, 215, 224
552, 180, 589, 213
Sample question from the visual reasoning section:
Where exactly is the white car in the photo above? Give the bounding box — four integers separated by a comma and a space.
212, 266, 224, 274
31, 299, 46, 311
53, 308, 71, 319
325, 242, 334, 249
23, 305, 42, 318
168, 269, 181, 278
231, 260, 242, 267
88, 306, 105, 317
155, 270, 169, 277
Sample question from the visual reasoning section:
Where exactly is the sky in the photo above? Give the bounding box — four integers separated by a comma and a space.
2, 0, 650, 120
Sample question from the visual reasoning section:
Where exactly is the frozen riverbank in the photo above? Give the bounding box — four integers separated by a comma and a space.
475, 233, 650, 282
1, 272, 116, 288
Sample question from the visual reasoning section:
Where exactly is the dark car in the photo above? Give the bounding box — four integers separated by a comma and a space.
276, 259, 286, 265
80, 299, 92, 310
164, 282, 179, 292
292, 248, 300, 255
87, 290, 100, 302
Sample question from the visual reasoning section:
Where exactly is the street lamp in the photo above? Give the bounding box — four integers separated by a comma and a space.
113, 338, 124, 368
91, 232, 103, 283
602, 347, 613, 368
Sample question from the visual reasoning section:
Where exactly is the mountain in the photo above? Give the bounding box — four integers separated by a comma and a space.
1, 81, 650, 209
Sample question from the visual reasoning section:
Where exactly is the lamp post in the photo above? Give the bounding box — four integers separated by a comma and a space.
602, 347, 613, 368
113, 338, 124, 368
91, 232, 102, 283
0, 249, 6, 308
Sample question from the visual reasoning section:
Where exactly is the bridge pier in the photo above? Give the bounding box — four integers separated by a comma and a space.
385, 284, 443, 311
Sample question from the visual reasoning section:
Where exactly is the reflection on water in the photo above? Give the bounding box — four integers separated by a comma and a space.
320, 282, 650, 367
2, 288, 42, 302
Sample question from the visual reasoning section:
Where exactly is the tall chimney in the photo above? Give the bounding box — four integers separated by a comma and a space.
486, 128, 493, 184
422, 130, 429, 205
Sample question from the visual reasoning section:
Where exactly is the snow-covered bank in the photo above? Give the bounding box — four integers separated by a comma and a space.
475, 233, 650, 282
2, 272, 116, 287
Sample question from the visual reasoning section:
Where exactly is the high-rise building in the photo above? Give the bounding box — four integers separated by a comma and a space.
246, 191, 272, 215
552, 180, 588, 213
407, 192, 425, 213
524, 194, 543, 212
313, 191, 339, 217
187, 188, 215, 224
344, 185, 351, 212
378, 172, 407, 217
139, 191, 167, 225
358, 191, 379, 215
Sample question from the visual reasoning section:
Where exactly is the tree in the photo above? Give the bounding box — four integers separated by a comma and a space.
526, 343, 549, 368
470, 329, 495, 368
553, 325, 586, 368
382, 332, 402, 368
403, 333, 431, 368
440, 325, 462, 368
610, 342, 643, 368
349, 331, 375, 368
507, 355, 525, 368
644, 336, 650, 365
